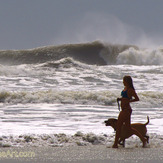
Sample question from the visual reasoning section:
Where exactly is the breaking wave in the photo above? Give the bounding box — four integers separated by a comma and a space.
0, 90, 163, 107
116, 47, 163, 65
1, 41, 163, 66
0, 41, 136, 65
0, 90, 118, 105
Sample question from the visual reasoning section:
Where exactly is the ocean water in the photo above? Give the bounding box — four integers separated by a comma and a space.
0, 41, 162, 147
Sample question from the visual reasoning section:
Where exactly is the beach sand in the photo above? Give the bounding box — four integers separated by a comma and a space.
0, 145, 163, 163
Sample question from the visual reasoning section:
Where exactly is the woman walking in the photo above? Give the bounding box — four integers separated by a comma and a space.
112, 76, 147, 148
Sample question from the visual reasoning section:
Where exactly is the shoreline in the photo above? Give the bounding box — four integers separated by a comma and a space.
0, 145, 163, 163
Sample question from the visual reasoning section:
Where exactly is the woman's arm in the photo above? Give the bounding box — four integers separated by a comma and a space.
127, 88, 139, 103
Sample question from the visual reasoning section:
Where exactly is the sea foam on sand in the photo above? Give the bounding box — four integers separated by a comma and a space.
0, 132, 162, 149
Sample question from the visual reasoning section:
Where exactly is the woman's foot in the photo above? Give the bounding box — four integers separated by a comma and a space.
112, 144, 118, 148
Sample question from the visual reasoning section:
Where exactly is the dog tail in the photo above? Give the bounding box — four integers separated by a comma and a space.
144, 116, 150, 126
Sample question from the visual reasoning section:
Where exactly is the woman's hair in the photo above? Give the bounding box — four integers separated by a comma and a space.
123, 76, 135, 90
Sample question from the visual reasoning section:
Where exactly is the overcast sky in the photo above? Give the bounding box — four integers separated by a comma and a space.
0, 0, 163, 49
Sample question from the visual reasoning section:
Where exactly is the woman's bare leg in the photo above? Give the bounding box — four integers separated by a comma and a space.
112, 111, 125, 148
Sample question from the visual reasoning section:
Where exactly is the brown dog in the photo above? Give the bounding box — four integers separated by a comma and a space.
104, 116, 149, 147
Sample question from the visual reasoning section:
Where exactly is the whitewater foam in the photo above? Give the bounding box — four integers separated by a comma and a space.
117, 47, 163, 65
0, 132, 162, 148
0, 90, 163, 108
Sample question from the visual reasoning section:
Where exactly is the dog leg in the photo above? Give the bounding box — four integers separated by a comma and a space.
145, 135, 149, 143
118, 138, 125, 147
122, 140, 125, 147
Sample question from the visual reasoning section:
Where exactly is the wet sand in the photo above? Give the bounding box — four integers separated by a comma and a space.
0, 145, 163, 163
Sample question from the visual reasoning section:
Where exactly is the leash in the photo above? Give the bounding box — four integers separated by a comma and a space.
117, 98, 121, 111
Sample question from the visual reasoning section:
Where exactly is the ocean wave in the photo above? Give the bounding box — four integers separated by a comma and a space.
0, 90, 118, 105
0, 41, 136, 66
1, 41, 163, 66
40, 57, 88, 69
116, 47, 163, 65
1, 90, 163, 107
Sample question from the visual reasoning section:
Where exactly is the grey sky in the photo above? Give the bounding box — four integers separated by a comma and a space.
0, 0, 163, 49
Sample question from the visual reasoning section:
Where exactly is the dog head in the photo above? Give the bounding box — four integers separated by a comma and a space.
104, 118, 118, 131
